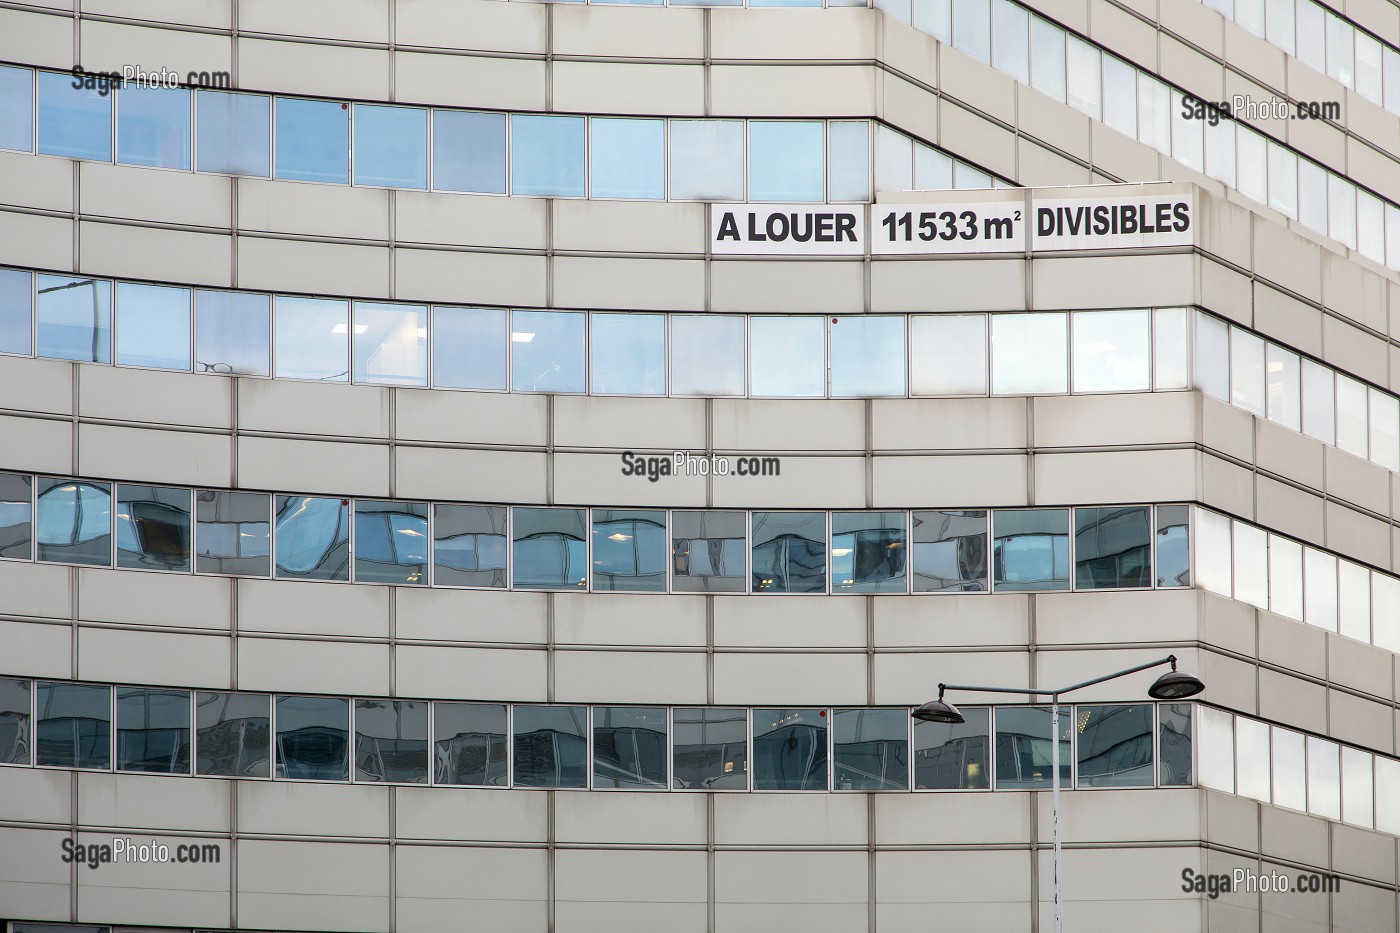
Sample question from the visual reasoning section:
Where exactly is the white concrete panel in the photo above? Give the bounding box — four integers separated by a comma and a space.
0, 618, 70, 680
553, 450, 708, 509
556, 849, 707, 933
710, 455, 866, 509
552, 61, 705, 116
0, 414, 73, 475
713, 594, 866, 648
553, 199, 706, 255
554, 593, 706, 648
77, 625, 230, 690
395, 787, 548, 843
237, 780, 388, 838
78, 422, 231, 489
872, 594, 1028, 648
74, 829, 230, 929
238, 177, 388, 242
235, 235, 388, 300
554, 791, 707, 845
872, 454, 1029, 508
237, 578, 388, 640
237, 839, 389, 933
80, 161, 231, 232
713, 652, 866, 705
712, 399, 866, 451
78, 771, 229, 832
0, 151, 72, 213
393, 50, 546, 111
0, 767, 71, 825
1035, 449, 1198, 505
0, 355, 72, 417
870, 258, 1028, 313
0, 210, 71, 273
79, 221, 230, 288
237, 38, 388, 101
0, 560, 73, 621
1034, 392, 1196, 450
237, 637, 389, 696
553, 649, 706, 704
394, 444, 547, 504
876, 849, 1032, 931
395, 190, 546, 251
715, 850, 868, 933
709, 260, 864, 314
394, 645, 546, 702
872, 398, 1027, 451
395, 0, 547, 53
239, 378, 389, 440
395, 845, 547, 933
241, 0, 388, 43
396, 387, 547, 447
871, 650, 1029, 705
551, 4, 703, 58
396, 586, 549, 645
715, 792, 868, 846
1040, 788, 1201, 844
0, 826, 71, 919
79, 568, 230, 631
1036, 589, 1198, 646
553, 396, 707, 452
79, 364, 232, 430
236, 435, 388, 498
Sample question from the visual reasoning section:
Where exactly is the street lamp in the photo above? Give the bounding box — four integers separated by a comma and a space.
911, 654, 1204, 933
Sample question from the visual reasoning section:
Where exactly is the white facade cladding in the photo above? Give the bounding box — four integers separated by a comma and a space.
0, 1, 1399, 932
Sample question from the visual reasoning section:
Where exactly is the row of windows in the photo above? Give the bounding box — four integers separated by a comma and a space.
1195, 509, 1400, 655
0, 474, 1192, 593
0, 678, 1193, 792
1198, 707, 1400, 836
0, 67, 1003, 202
876, 0, 1400, 272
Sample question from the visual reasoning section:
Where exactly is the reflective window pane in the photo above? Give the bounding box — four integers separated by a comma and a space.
1337, 559, 1371, 643
116, 484, 191, 572
274, 97, 348, 184
433, 702, 508, 786
673, 708, 747, 789
829, 316, 905, 397
354, 302, 426, 387
828, 121, 871, 201
1076, 704, 1152, 787
195, 490, 270, 577
832, 511, 906, 593
592, 509, 666, 592
115, 282, 191, 370
833, 708, 908, 790
116, 86, 190, 170
954, 0, 992, 62
1102, 55, 1136, 136
1265, 344, 1301, 431
1232, 520, 1268, 610
672, 510, 745, 593
1303, 547, 1338, 632
0, 472, 33, 561
36, 477, 111, 566
37, 274, 111, 363
991, 313, 1067, 394
1301, 359, 1335, 444
1197, 706, 1234, 792
1270, 726, 1306, 811
510, 115, 585, 197
195, 289, 270, 376
1229, 326, 1266, 417
1335, 374, 1368, 458
668, 120, 744, 201
913, 706, 989, 789
1306, 735, 1341, 819
750, 317, 823, 397
1373, 572, 1400, 653
195, 691, 270, 778
591, 313, 664, 395
354, 500, 427, 585
993, 508, 1069, 591
593, 706, 667, 789
275, 695, 349, 780
1194, 508, 1232, 596
874, 125, 913, 193
752, 511, 826, 593
353, 104, 426, 189
748, 121, 824, 201
910, 315, 987, 395
1171, 90, 1204, 171
1155, 505, 1190, 588
432, 504, 507, 588
0, 267, 31, 356
1341, 746, 1373, 829
195, 90, 270, 176
513, 705, 587, 788
274, 296, 348, 382
433, 306, 506, 391
36, 682, 110, 769
0, 65, 34, 152
1298, 158, 1327, 233
754, 708, 827, 790
914, 144, 952, 190
511, 310, 585, 393
994, 706, 1070, 788
1030, 17, 1066, 101
1368, 389, 1399, 472
1377, 756, 1400, 835
1267, 142, 1298, 218
590, 118, 664, 200
1234, 715, 1271, 802
992, 0, 1030, 83
1072, 309, 1149, 392
432, 110, 506, 194
1158, 702, 1192, 786
116, 687, 190, 773
1073, 506, 1150, 589
512, 507, 586, 590
669, 315, 744, 396
1194, 312, 1229, 401
1267, 534, 1303, 620
1137, 74, 1171, 153
0, 678, 31, 765
354, 699, 428, 783
912, 509, 987, 592
38, 70, 112, 161
274, 495, 350, 582
1065, 35, 1101, 118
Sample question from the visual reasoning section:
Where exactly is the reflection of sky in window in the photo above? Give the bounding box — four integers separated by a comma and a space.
829, 316, 905, 396
750, 318, 823, 397
38, 71, 110, 160
511, 310, 585, 393
274, 297, 347, 381
275, 97, 347, 184
0, 65, 33, 152
117, 85, 190, 170
116, 283, 191, 370
591, 313, 664, 395
196, 90, 270, 176
37, 275, 111, 363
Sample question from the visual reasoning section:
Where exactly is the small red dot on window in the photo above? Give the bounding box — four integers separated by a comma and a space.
341, 103, 348, 110
341, 499, 350, 506
819, 710, 827, 717
831, 318, 839, 324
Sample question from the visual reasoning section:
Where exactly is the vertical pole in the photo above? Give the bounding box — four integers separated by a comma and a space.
1051, 694, 1062, 933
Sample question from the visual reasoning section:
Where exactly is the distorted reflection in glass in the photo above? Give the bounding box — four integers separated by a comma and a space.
589, 118, 664, 200
1306, 735, 1341, 819
0, 267, 31, 356
833, 708, 908, 790
669, 315, 744, 396
354, 500, 427, 585
37, 274, 111, 363
831, 511, 906, 593
432, 110, 506, 194
35, 477, 111, 566
910, 315, 987, 395
1075, 704, 1152, 787
510, 115, 585, 197
195, 289, 270, 376
354, 699, 428, 783
1157, 703, 1192, 785
913, 705, 989, 789
353, 104, 427, 189
1271, 725, 1306, 811
1072, 506, 1149, 589
991, 313, 1067, 394
274, 296, 348, 382
195, 691, 270, 777
116, 85, 191, 170
911, 509, 987, 592
0, 65, 34, 153
195, 490, 269, 576
592, 509, 666, 592
0, 472, 32, 560
1071, 309, 1149, 392
434, 702, 508, 786
513, 705, 587, 788
751, 511, 826, 593
115, 484, 191, 572
1153, 505, 1189, 588
274, 97, 348, 184
116, 687, 190, 773
993, 508, 1068, 591
750, 317, 824, 397
37, 70, 111, 161
829, 316, 905, 396
748, 121, 824, 201
510, 310, 585, 393
671, 510, 745, 593
353, 302, 426, 387
274, 495, 349, 582
115, 283, 191, 370
591, 313, 665, 395
275, 695, 349, 780
828, 121, 871, 201
512, 507, 586, 589
35, 682, 110, 769
754, 708, 827, 789
195, 90, 270, 176
994, 706, 1071, 789
433, 504, 507, 588
668, 120, 744, 200
672, 708, 747, 789
0, 677, 31, 765
593, 706, 667, 789
433, 306, 506, 391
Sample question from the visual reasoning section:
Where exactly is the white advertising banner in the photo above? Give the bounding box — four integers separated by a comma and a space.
710, 204, 866, 256
1029, 193, 1194, 251
870, 201, 1027, 254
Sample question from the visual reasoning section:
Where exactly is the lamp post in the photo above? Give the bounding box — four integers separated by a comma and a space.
911, 655, 1205, 933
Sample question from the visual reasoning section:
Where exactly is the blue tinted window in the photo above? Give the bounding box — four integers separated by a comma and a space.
592, 509, 666, 592
0, 267, 31, 355
590, 313, 665, 395
0, 677, 31, 764
750, 317, 823, 397
117, 85, 190, 170
354, 500, 428, 585
670, 315, 745, 396
993, 508, 1069, 591
35, 477, 111, 567
116, 687, 190, 773
353, 302, 426, 387
36, 274, 111, 363
513, 706, 588, 788
115, 282, 191, 370
829, 316, 905, 396
354, 104, 426, 189
433, 306, 506, 390
511, 310, 585, 393
0, 65, 34, 152
196, 289, 270, 376
38, 70, 112, 161
754, 709, 827, 789
275, 695, 348, 780
196, 90, 270, 176
432, 110, 506, 194
36, 682, 111, 769
512, 507, 587, 590
749, 121, 824, 202
590, 118, 664, 199
275, 97, 348, 184
828, 121, 870, 201
116, 484, 191, 572
510, 115, 585, 197
833, 708, 908, 790
752, 511, 826, 593
669, 120, 744, 200
274, 296, 347, 382
275, 495, 349, 582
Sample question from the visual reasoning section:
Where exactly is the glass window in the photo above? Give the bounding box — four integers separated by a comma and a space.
1158, 703, 1192, 785
1306, 735, 1341, 819
275, 695, 349, 780
0, 65, 34, 153
912, 510, 987, 592
914, 0, 952, 42
1234, 715, 1270, 802
510, 115, 585, 198
1065, 36, 1101, 119
992, 0, 1030, 83
1337, 559, 1371, 643
115, 484, 191, 572
1341, 746, 1373, 828
1357, 190, 1386, 264
672, 510, 745, 593
274, 495, 350, 582
1071, 309, 1149, 392
195, 691, 270, 778
274, 296, 348, 382
1238, 127, 1268, 205
0, 678, 31, 766
512, 507, 586, 590
589, 118, 664, 200
1367, 389, 1399, 471
1335, 374, 1368, 458
1377, 756, 1400, 835
994, 706, 1070, 789
592, 509, 666, 592
511, 310, 585, 393
753, 708, 827, 790
1171, 90, 1204, 172
1076, 704, 1152, 787
1301, 359, 1335, 444
1204, 117, 1236, 189
1154, 505, 1190, 588
1137, 74, 1171, 153
593, 706, 667, 789
195, 90, 270, 176
874, 125, 913, 193
353, 302, 426, 387
1197, 706, 1234, 792
1153, 308, 1189, 390
591, 313, 664, 395
1237, 0, 1265, 34
750, 317, 824, 397
35, 682, 110, 769
1297, 159, 1327, 233
673, 708, 747, 789
0, 267, 30, 356
1270, 726, 1307, 812
1030, 17, 1066, 102
1388, 48, 1400, 116
1229, 326, 1265, 417
1373, 572, 1400, 653
910, 315, 987, 395
913, 144, 953, 190
195, 490, 270, 577
1264, 344, 1301, 431
432, 110, 506, 194
116, 687, 190, 774
115, 282, 191, 370
833, 708, 908, 790
1193, 312, 1229, 402
1303, 547, 1338, 632
669, 315, 744, 396
1194, 508, 1231, 596
748, 121, 824, 202
828, 121, 871, 201
353, 699, 428, 783
954, 0, 992, 63
0, 472, 33, 561
993, 508, 1069, 591
116, 85, 190, 170
1324, 13, 1354, 86
953, 162, 993, 190
668, 120, 743, 200
37, 70, 112, 161
37, 274, 111, 363
36, 477, 111, 566
433, 306, 506, 391
829, 316, 905, 397
433, 504, 507, 588
752, 511, 826, 593
1268, 535, 1303, 620
1232, 520, 1268, 609
1073, 506, 1150, 589
274, 97, 348, 184
354, 500, 427, 585
991, 313, 1067, 395
832, 511, 906, 594
195, 289, 270, 376
1102, 55, 1136, 136
913, 705, 989, 789
513, 705, 587, 788
1327, 175, 1356, 248
353, 104, 426, 189
434, 702, 508, 786
1267, 142, 1298, 219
